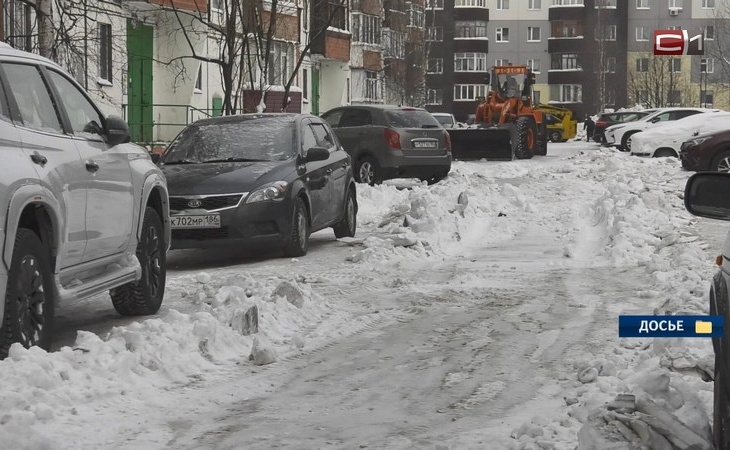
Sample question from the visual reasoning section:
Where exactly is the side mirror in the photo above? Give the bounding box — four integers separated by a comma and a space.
305, 146, 330, 162
650, 117, 660, 123
685, 172, 730, 220
105, 115, 130, 146
150, 153, 161, 164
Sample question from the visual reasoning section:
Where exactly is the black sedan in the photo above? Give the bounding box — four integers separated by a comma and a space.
157, 113, 358, 256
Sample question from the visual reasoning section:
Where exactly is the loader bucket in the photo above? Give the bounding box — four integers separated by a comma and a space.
447, 126, 515, 161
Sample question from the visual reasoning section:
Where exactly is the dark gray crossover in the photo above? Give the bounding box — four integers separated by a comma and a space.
159, 113, 357, 256
321, 105, 452, 185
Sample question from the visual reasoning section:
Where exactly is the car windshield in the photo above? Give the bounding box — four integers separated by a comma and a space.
433, 115, 454, 126
387, 110, 442, 128
162, 117, 296, 164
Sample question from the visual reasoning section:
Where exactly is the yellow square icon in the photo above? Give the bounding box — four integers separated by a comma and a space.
696, 320, 713, 334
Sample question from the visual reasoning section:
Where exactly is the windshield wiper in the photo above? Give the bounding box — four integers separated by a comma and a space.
163, 159, 195, 165
421, 124, 441, 128
200, 157, 266, 163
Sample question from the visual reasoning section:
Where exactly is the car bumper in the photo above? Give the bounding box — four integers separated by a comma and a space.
379, 151, 452, 179
679, 147, 708, 171
170, 198, 294, 250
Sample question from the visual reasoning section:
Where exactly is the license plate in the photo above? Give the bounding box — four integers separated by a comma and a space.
170, 214, 221, 229
414, 141, 437, 148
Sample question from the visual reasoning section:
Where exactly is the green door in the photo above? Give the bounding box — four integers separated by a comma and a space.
127, 20, 153, 143
312, 68, 319, 115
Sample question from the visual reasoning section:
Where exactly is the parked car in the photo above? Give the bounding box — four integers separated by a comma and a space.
431, 112, 457, 128
605, 108, 714, 152
158, 113, 357, 255
631, 111, 730, 158
680, 127, 730, 172
0, 43, 170, 358
593, 110, 654, 144
321, 105, 452, 185
683, 172, 730, 449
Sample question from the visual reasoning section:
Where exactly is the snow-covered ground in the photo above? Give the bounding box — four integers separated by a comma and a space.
0, 142, 723, 449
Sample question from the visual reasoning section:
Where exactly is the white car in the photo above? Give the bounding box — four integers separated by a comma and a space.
604, 107, 717, 152
631, 111, 730, 158
431, 112, 457, 128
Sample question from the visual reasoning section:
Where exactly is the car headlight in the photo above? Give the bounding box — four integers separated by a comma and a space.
684, 136, 712, 147
246, 181, 288, 203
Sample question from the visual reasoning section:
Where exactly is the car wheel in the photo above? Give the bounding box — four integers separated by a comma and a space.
621, 131, 637, 152
283, 197, 309, 257
355, 156, 382, 186
654, 148, 677, 158
110, 207, 166, 316
333, 189, 357, 238
712, 151, 730, 172
0, 228, 55, 359
549, 131, 562, 143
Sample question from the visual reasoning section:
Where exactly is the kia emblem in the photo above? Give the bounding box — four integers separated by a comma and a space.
188, 199, 202, 208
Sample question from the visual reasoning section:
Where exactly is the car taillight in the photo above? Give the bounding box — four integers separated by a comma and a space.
384, 128, 401, 149
596, 121, 606, 127
444, 130, 451, 151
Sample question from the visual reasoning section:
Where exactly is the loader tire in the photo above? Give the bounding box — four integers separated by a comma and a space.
514, 116, 536, 160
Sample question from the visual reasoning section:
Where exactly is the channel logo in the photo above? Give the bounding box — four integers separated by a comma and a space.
653, 29, 705, 55
619, 315, 723, 337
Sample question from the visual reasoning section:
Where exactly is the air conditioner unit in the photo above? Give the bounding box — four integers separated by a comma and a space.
669, 8, 681, 16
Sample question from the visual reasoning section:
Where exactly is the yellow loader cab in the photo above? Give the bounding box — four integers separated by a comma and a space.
535, 104, 577, 142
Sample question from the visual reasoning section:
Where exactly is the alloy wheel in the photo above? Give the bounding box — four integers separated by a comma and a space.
145, 224, 162, 299
359, 162, 374, 185
718, 157, 730, 172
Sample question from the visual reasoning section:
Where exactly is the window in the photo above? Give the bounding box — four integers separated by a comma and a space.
595, 0, 616, 7
454, 84, 487, 101
497, 0, 509, 9
328, 0, 348, 30
551, 0, 583, 5
701, 58, 714, 73
527, 27, 541, 42
454, 53, 487, 72
528, 0, 541, 9
669, 0, 681, 8
98, 23, 113, 83
605, 57, 616, 73
267, 41, 295, 85
4, 0, 34, 51
4, 63, 63, 133
552, 20, 581, 38
455, 21, 487, 38
387, 0, 407, 12
706, 25, 715, 40
496, 27, 509, 42
426, 89, 443, 105
195, 65, 202, 91
670, 58, 681, 72
311, 123, 336, 150
636, 90, 648, 104
340, 109, 372, 127
365, 71, 380, 101
494, 58, 509, 66
636, 26, 649, 41
427, 58, 444, 73
209, 0, 221, 10
408, 3, 425, 27
549, 84, 581, 102
455, 0, 485, 6
636, 58, 649, 72
527, 59, 541, 73
668, 90, 681, 106
701, 90, 714, 108
303, 69, 308, 100
636, 0, 649, 8
48, 71, 105, 138
0, 77, 9, 121
533, 91, 540, 103
426, 0, 444, 8
301, 124, 318, 151
595, 25, 616, 41
426, 27, 443, 41
605, 89, 615, 106
551, 53, 579, 70
702, 0, 715, 8
352, 13, 381, 44
382, 29, 406, 58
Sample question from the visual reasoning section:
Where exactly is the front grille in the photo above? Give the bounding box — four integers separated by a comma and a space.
170, 194, 243, 212
172, 227, 229, 240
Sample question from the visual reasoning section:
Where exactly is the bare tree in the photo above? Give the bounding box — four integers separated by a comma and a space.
627, 53, 691, 108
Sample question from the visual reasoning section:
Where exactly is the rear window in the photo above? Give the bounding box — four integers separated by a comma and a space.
433, 115, 454, 126
386, 109, 441, 128
163, 117, 296, 163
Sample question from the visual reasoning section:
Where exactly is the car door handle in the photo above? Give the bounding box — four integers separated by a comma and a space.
85, 161, 100, 173
326, 168, 333, 174
30, 152, 47, 166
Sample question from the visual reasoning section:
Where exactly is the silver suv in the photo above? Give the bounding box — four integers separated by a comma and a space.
0, 43, 170, 358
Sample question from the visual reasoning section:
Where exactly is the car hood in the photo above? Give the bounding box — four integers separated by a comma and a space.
161, 160, 293, 195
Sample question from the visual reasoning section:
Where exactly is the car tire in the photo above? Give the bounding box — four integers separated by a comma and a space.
620, 131, 638, 152
355, 156, 382, 186
711, 151, 730, 172
0, 228, 55, 359
110, 207, 166, 316
549, 131, 562, 143
333, 189, 357, 238
283, 197, 309, 257
654, 148, 677, 158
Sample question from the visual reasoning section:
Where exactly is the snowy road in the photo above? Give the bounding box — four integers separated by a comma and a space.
2, 142, 719, 450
